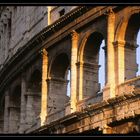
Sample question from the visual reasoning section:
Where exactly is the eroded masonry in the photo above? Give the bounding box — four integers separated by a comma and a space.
0, 6, 140, 134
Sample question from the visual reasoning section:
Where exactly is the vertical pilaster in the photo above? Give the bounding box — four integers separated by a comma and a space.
114, 41, 125, 85
125, 43, 138, 79
47, 7, 51, 25
70, 30, 79, 113
8, 106, 20, 133
25, 92, 35, 128
3, 90, 9, 133
104, 8, 116, 100
19, 73, 27, 133
77, 61, 84, 101
40, 49, 48, 126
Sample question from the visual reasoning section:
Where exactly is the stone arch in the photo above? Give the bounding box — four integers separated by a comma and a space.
25, 69, 42, 127
48, 50, 70, 79
116, 10, 140, 81
9, 85, 21, 133
78, 31, 106, 99
115, 8, 140, 42
50, 53, 69, 79
125, 13, 140, 80
48, 53, 70, 114
78, 31, 91, 63
124, 14, 140, 43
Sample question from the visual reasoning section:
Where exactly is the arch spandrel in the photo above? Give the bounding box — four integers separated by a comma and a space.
78, 30, 105, 63
115, 7, 140, 42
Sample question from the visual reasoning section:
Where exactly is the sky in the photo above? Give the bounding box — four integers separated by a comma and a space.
67, 30, 140, 96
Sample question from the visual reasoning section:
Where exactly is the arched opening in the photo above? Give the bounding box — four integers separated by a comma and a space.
9, 85, 21, 133
26, 69, 41, 127
136, 30, 140, 76
48, 53, 70, 114
124, 13, 140, 80
28, 69, 41, 92
82, 32, 106, 98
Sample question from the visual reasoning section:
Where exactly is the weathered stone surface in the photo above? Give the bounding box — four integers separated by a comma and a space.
0, 6, 140, 134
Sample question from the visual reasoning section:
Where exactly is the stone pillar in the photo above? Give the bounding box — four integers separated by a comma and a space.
114, 41, 138, 95
25, 91, 35, 128
124, 43, 138, 80
47, 7, 51, 25
8, 106, 20, 133
77, 61, 84, 101
25, 88, 41, 129
3, 90, 9, 133
40, 49, 48, 126
114, 41, 125, 85
47, 78, 68, 115
70, 30, 79, 113
77, 61, 100, 100
104, 8, 115, 100
19, 73, 27, 133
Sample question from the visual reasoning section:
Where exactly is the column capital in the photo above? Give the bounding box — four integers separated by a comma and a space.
113, 40, 126, 47
71, 30, 79, 41
1, 15, 8, 25
76, 61, 84, 67
105, 8, 115, 16
40, 48, 48, 57
46, 77, 67, 83
113, 40, 138, 49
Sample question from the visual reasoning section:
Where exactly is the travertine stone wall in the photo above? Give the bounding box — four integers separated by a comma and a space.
0, 6, 140, 134
50, 6, 77, 24
24, 62, 42, 130
83, 63, 100, 98
25, 91, 41, 129
125, 46, 137, 80
0, 6, 47, 69
0, 6, 77, 70
48, 79, 69, 114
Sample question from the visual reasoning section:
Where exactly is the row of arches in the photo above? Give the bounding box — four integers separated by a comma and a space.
47, 12, 140, 114
50, 29, 140, 101
0, 69, 42, 133
0, 8, 139, 133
